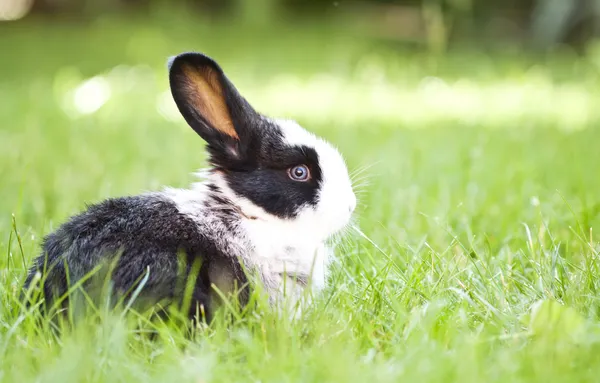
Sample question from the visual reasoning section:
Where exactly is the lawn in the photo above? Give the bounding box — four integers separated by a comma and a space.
2, 10, 600, 382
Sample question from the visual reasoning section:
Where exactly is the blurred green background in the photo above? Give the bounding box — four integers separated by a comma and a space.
2, 0, 600, 229
3, 1, 600, 382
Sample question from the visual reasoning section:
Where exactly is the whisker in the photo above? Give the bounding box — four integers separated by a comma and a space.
351, 179, 371, 190
352, 180, 371, 189
350, 161, 380, 178
352, 184, 371, 197
350, 162, 382, 188
351, 172, 373, 185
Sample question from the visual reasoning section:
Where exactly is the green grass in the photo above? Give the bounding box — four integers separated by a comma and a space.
3, 10, 600, 382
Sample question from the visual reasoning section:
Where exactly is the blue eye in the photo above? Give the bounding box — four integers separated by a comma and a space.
288, 165, 310, 181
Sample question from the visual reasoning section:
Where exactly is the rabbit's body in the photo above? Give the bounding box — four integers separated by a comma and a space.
24, 53, 355, 322
26, 193, 226, 318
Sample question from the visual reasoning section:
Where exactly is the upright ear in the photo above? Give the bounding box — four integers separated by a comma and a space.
168, 52, 256, 163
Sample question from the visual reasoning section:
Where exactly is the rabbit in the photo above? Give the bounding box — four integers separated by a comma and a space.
22, 52, 357, 323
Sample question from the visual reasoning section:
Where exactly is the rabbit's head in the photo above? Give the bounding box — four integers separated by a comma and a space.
169, 53, 356, 243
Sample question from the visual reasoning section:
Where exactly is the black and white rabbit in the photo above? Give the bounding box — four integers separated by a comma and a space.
23, 52, 356, 322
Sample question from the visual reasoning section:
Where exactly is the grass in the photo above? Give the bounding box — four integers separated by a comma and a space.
2, 9, 600, 382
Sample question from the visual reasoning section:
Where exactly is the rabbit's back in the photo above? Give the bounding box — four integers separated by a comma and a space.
24, 194, 224, 318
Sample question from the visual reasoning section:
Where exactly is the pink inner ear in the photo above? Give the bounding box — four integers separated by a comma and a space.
182, 65, 239, 140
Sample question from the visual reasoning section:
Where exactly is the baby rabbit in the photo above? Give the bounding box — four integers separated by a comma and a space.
23, 52, 356, 322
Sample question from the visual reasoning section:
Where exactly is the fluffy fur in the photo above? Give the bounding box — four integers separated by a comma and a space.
23, 52, 356, 322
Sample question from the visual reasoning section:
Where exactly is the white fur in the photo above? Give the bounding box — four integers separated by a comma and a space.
275, 118, 357, 239
164, 119, 355, 312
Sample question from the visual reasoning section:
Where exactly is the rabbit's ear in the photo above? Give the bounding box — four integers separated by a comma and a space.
168, 52, 256, 161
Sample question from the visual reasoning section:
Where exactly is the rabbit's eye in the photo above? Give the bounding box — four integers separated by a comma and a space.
288, 165, 310, 181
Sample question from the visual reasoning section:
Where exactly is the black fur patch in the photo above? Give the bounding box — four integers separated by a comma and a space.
220, 120, 323, 218
23, 194, 248, 322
